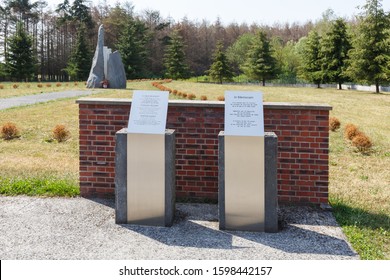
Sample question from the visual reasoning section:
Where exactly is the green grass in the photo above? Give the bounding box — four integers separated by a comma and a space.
1, 80, 389, 259
0, 176, 80, 197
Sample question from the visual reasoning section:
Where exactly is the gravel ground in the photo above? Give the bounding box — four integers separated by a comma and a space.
0, 90, 98, 110
0, 196, 359, 260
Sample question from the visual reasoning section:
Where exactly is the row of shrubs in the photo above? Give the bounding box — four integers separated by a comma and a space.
151, 80, 227, 101
0, 83, 81, 89
1, 122, 70, 143
329, 117, 372, 154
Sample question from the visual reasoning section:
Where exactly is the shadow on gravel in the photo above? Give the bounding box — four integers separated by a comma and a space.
112, 202, 358, 257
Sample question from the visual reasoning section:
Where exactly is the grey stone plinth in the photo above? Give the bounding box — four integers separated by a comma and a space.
115, 129, 176, 227
87, 25, 105, 88
218, 131, 278, 233
107, 51, 127, 89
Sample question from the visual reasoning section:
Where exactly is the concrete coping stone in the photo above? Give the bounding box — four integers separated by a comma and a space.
76, 98, 332, 111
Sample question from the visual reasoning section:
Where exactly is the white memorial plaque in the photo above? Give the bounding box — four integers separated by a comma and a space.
128, 90, 169, 134
224, 91, 264, 136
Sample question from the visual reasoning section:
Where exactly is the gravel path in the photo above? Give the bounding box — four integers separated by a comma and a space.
0, 196, 359, 260
0, 90, 98, 110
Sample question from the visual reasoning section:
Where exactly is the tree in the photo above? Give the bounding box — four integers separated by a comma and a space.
226, 33, 254, 75
70, 0, 93, 27
207, 41, 233, 84
6, 21, 35, 81
116, 17, 148, 79
320, 18, 351, 89
243, 31, 278, 86
347, 0, 390, 93
299, 30, 323, 88
64, 23, 91, 81
163, 30, 190, 79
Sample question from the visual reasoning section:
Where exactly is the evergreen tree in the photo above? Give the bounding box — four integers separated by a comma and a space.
347, 0, 390, 93
207, 41, 233, 84
300, 30, 323, 88
321, 18, 351, 89
70, 0, 93, 27
116, 18, 148, 79
65, 24, 91, 81
163, 31, 190, 79
6, 21, 35, 81
243, 31, 278, 86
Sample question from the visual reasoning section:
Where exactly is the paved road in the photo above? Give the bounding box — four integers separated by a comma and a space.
0, 90, 98, 110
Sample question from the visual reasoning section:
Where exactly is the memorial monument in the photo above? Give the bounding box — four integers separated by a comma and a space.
86, 25, 127, 89
115, 90, 176, 227
219, 91, 278, 232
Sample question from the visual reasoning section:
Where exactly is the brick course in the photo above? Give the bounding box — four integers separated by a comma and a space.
77, 98, 331, 205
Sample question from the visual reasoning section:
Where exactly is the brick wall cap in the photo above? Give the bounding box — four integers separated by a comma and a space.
76, 98, 332, 111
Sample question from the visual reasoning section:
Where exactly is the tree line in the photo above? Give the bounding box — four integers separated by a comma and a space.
0, 0, 389, 93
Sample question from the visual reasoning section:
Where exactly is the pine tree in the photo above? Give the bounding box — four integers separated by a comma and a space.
347, 0, 390, 93
6, 21, 35, 81
163, 31, 190, 80
321, 18, 351, 89
116, 18, 148, 79
243, 31, 278, 86
207, 42, 233, 84
300, 30, 323, 88
65, 24, 91, 81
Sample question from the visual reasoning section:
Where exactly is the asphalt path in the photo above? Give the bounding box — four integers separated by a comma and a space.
0, 90, 98, 110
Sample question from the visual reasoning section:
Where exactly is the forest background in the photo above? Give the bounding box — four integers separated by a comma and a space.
0, 0, 389, 93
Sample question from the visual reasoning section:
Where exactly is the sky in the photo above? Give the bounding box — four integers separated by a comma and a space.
46, 0, 390, 25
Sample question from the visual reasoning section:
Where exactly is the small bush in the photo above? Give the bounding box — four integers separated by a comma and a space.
217, 96, 225, 101
52, 124, 70, 143
46, 83, 52, 87
344, 123, 359, 140
187, 93, 196, 100
1, 122, 20, 140
74, 82, 78, 86
0, 84, 4, 89
26, 84, 31, 88
37, 83, 43, 88
200, 95, 207, 101
12, 84, 19, 89
329, 117, 341, 131
182, 93, 188, 98
56, 83, 62, 87
352, 133, 372, 153
172, 89, 178, 95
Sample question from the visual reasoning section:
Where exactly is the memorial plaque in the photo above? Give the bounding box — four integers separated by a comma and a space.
222, 90, 266, 232
128, 90, 169, 134
224, 91, 264, 136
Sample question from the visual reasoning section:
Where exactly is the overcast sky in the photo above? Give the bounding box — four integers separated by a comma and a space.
46, 0, 390, 25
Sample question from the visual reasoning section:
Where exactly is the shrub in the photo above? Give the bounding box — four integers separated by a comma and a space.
46, 83, 52, 87
187, 93, 196, 100
56, 83, 62, 87
329, 117, 341, 131
200, 95, 208, 101
12, 84, 19, 89
0, 84, 4, 89
172, 89, 178, 95
352, 133, 372, 153
74, 82, 78, 86
1, 122, 20, 140
37, 83, 43, 88
182, 93, 188, 98
217, 96, 225, 101
52, 124, 70, 143
344, 123, 359, 140
26, 84, 31, 88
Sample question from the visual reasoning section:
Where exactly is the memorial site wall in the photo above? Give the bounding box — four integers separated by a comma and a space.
76, 98, 331, 206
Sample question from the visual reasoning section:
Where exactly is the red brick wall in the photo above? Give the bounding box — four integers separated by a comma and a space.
77, 99, 331, 205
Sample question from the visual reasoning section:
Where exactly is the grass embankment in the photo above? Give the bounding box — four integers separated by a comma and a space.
0, 80, 389, 259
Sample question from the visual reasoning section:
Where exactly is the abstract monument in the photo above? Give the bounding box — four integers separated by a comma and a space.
86, 25, 127, 89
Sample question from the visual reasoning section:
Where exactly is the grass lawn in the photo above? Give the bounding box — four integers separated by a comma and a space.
0, 80, 389, 259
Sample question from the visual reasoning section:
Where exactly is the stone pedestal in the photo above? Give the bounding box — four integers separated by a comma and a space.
115, 129, 175, 227
218, 131, 278, 232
